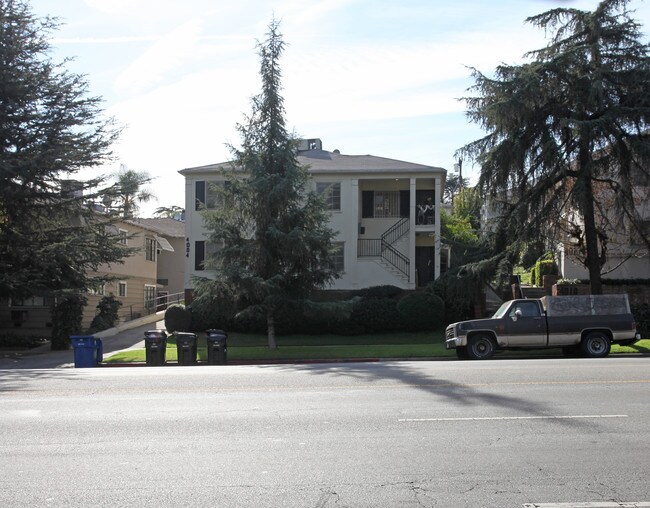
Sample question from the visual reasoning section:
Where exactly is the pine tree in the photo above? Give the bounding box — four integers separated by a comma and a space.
460, 0, 650, 293
0, 0, 128, 346
199, 19, 338, 348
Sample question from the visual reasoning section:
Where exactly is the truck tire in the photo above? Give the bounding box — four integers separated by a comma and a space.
467, 335, 496, 360
581, 332, 611, 358
456, 346, 469, 360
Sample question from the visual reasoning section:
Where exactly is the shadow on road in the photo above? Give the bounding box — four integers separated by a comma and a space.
261, 360, 598, 428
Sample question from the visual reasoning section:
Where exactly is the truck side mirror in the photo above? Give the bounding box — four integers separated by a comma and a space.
512, 309, 522, 321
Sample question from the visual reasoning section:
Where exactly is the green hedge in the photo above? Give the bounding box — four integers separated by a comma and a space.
164, 304, 192, 332
397, 292, 445, 331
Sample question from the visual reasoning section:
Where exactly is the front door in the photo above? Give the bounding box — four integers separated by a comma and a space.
416, 247, 435, 287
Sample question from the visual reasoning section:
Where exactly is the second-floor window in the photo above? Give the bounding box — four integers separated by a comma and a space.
316, 182, 341, 211
145, 237, 156, 262
362, 190, 409, 218
118, 229, 128, 245
195, 181, 228, 210
373, 191, 400, 218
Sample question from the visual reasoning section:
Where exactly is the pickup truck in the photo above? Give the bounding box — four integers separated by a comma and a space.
445, 294, 641, 360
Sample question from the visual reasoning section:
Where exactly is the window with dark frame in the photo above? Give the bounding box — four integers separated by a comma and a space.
145, 237, 156, 261
144, 285, 156, 310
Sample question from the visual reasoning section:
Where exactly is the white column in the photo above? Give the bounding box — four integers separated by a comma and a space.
434, 174, 442, 279
409, 177, 416, 287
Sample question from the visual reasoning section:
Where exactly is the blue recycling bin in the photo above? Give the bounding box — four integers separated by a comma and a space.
70, 336, 103, 368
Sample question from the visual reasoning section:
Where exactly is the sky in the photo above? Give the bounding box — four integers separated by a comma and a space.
29, 0, 650, 217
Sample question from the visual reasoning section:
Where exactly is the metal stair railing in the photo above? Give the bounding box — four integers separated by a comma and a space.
381, 240, 410, 279
381, 217, 409, 245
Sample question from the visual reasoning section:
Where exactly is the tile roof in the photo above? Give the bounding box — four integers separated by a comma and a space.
128, 217, 185, 237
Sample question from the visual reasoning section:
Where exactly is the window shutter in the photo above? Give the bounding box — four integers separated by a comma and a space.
195, 241, 205, 271
362, 191, 374, 218
195, 181, 205, 210
400, 190, 410, 218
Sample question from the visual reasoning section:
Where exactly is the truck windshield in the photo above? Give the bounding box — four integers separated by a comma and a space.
492, 301, 512, 319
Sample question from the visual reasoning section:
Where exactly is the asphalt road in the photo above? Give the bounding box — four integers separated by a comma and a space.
1, 358, 649, 507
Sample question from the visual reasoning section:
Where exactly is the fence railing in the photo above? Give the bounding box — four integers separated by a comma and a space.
118, 291, 184, 322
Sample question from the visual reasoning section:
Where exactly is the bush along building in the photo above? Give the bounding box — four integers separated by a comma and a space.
180, 139, 448, 301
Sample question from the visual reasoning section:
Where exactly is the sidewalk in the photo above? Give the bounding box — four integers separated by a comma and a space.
0, 312, 165, 370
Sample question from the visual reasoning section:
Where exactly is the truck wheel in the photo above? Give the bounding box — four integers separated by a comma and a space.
581, 332, 611, 358
467, 335, 496, 360
456, 346, 469, 360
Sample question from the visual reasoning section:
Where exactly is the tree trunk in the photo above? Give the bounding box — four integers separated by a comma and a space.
578, 138, 602, 295
266, 308, 277, 349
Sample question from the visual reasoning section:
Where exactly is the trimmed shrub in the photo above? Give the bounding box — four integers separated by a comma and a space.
427, 269, 481, 325
350, 297, 402, 333
164, 304, 192, 332
354, 285, 404, 300
397, 292, 445, 331
50, 293, 87, 350
300, 298, 364, 335
88, 295, 121, 333
532, 255, 558, 287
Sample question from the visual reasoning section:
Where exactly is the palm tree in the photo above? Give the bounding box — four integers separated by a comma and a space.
111, 164, 156, 218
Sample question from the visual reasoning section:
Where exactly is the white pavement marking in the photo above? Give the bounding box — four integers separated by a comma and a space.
523, 503, 650, 507
399, 414, 629, 422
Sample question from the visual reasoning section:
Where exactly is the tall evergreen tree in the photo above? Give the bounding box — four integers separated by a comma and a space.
200, 20, 338, 348
0, 0, 128, 342
460, 0, 650, 294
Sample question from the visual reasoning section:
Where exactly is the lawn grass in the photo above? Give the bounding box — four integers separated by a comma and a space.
102, 332, 649, 364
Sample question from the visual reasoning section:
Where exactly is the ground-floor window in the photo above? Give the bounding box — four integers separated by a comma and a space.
331, 242, 345, 272
144, 285, 156, 310
118, 281, 127, 297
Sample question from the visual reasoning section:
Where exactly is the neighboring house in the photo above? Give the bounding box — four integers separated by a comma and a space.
180, 138, 447, 300
128, 217, 185, 299
479, 172, 650, 281
557, 181, 650, 280
1, 216, 183, 338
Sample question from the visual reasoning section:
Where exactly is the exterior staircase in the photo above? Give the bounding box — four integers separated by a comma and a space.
358, 217, 410, 281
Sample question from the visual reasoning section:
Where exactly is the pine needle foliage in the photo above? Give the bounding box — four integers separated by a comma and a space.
459, 0, 650, 294
200, 20, 338, 348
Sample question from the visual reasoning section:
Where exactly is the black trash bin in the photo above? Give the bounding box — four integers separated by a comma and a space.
175, 332, 197, 365
144, 330, 167, 366
206, 329, 228, 365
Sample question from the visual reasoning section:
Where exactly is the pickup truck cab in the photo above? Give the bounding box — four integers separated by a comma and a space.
445, 294, 640, 360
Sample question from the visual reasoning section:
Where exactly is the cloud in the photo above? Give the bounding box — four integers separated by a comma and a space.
113, 19, 209, 95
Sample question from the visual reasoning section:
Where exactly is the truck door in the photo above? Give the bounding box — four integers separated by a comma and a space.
502, 301, 547, 347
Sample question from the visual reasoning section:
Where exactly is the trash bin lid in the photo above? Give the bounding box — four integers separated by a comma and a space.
145, 329, 167, 337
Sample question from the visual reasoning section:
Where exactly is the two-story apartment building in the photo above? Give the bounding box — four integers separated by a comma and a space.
180, 139, 447, 300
